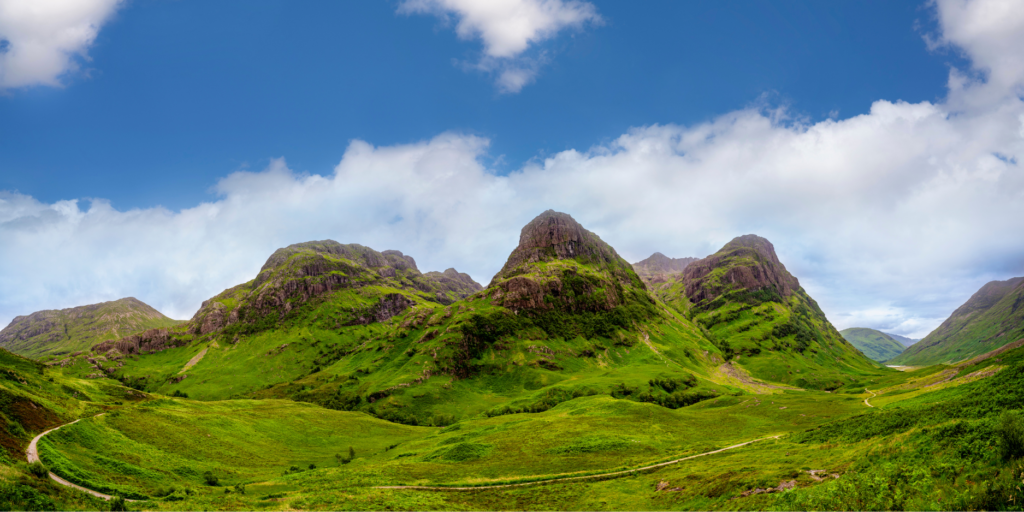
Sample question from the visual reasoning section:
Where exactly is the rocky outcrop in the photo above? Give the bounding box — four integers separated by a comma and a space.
490, 210, 639, 286
485, 210, 649, 315
421, 268, 483, 304
682, 235, 799, 307
347, 294, 415, 325
0, 298, 181, 359
632, 252, 698, 285
91, 328, 187, 355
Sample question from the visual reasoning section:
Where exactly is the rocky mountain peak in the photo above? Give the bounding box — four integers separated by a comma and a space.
491, 210, 631, 284
632, 252, 698, 285
682, 234, 799, 308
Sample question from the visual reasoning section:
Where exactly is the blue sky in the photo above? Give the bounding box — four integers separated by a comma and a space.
2, 1, 957, 210
1, 0, 1023, 339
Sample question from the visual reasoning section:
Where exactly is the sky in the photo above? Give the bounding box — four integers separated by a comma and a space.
0, 0, 1022, 340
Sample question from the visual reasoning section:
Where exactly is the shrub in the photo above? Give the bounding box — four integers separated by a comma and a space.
998, 411, 1024, 462
202, 471, 219, 486
109, 495, 127, 512
28, 461, 48, 478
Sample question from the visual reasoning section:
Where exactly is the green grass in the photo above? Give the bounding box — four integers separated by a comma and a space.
839, 328, 905, 362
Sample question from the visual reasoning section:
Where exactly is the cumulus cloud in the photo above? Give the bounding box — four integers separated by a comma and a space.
398, 0, 601, 93
0, 0, 123, 89
2, 0, 1023, 340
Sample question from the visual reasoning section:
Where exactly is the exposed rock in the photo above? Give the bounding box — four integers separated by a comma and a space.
682, 235, 799, 308
632, 252, 698, 285
347, 294, 416, 325
92, 328, 187, 356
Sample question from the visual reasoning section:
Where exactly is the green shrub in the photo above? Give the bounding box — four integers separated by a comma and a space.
28, 461, 48, 478
202, 470, 219, 486
109, 495, 127, 511
998, 411, 1024, 462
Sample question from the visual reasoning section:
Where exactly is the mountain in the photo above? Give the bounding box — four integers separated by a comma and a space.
0, 298, 182, 359
631, 252, 698, 286
839, 328, 905, 362
71, 212, 727, 422
654, 234, 878, 389
885, 332, 919, 347
890, 276, 1024, 366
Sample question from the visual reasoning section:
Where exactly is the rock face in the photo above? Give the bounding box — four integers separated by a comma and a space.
487, 210, 649, 314
188, 241, 481, 337
891, 276, 1024, 365
632, 252, 698, 285
682, 235, 800, 308
0, 298, 181, 359
91, 328, 187, 356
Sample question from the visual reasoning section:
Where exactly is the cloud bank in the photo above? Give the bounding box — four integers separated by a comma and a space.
0, 0, 123, 89
2, 0, 1023, 340
398, 0, 601, 93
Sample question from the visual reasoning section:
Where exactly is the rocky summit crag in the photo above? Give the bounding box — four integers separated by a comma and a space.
632, 252, 698, 286
486, 210, 651, 316
0, 298, 181, 359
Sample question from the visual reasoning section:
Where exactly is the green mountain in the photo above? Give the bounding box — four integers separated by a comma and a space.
631, 252, 697, 286
654, 235, 879, 390
68, 212, 730, 423
890, 276, 1024, 366
0, 298, 182, 359
839, 328, 905, 362
884, 332, 919, 347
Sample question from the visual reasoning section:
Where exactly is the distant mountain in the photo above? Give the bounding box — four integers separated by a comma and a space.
0, 298, 182, 359
631, 252, 697, 286
839, 328, 904, 362
884, 332, 919, 347
890, 276, 1024, 366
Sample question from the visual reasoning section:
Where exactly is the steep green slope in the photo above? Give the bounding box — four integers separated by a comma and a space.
631, 252, 697, 286
655, 235, 881, 390
839, 328, 905, 362
0, 298, 182, 359
891, 276, 1024, 365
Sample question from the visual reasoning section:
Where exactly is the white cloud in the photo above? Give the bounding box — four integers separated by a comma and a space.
0, 0, 123, 89
398, 0, 600, 93
2, 0, 1024, 341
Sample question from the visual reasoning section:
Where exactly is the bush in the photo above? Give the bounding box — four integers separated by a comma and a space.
202, 470, 219, 486
28, 461, 48, 478
998, 411, 1024, 462
109, 495, 127, 511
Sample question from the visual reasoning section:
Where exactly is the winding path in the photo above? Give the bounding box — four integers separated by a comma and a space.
26, 414, 131, 502
864, 389, 877, 408
377, 435, 781, 491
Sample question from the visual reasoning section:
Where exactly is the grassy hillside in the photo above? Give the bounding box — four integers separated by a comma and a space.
891, 276, 1024, 365
655, 235, 881, 391
0, 298, 182, 360
839, 328, 905, 362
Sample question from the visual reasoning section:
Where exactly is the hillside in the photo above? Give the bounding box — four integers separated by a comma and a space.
0, 298, 182, 359
654, 235, 880, 390
839, 328, 904, 362
885, 332, 919, 347
890, 276, 1024, 365
66, 212, 730, 424
631, 252, 698, 286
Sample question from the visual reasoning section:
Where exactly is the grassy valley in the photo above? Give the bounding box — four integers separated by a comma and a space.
3, 212, 1024, 511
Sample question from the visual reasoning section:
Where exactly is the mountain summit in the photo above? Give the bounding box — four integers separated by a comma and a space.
486, 210, 650, 316
682, 234, 799, 309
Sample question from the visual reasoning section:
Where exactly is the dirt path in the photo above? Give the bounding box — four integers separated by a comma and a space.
864, 389, 877, 408
180, 346, 209, 374
26, 414, 133, 502
377, 435, 781, 491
